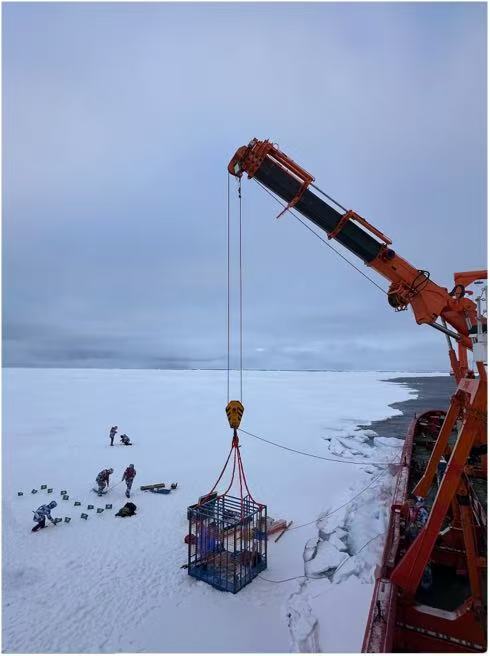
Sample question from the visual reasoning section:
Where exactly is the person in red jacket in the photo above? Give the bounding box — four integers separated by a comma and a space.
122, 464, 136, 498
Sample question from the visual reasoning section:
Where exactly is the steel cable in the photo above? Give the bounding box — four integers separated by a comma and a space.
238, 428, 398, 466
287, 469, 388, 530
258, 532, 385, 585
255, 180, 388, 296
227, 174, 231, 402
239, 178, 244, 401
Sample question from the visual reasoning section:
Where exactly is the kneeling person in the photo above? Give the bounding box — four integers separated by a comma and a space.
32, 500, 57, 532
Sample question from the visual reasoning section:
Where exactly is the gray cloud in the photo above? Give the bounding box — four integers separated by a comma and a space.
3, 2, 487, 370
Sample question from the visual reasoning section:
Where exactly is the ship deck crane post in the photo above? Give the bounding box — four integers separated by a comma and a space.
228, 138, 487, 651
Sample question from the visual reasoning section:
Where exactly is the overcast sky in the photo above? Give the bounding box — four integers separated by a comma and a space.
3, 2, 487, 371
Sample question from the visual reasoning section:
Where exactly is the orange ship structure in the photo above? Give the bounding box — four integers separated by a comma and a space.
228, 139, 487, 651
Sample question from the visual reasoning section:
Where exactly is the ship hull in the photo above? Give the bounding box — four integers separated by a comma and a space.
362, 410, 486, 653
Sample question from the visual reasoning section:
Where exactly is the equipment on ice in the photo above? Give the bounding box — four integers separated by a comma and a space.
140, 482, 166, 491
115, 502, 137, 518
140, 482, 178, 494
274, 521, 293, 543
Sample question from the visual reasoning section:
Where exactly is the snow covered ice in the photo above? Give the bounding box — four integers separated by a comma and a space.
3, 368, 431, 652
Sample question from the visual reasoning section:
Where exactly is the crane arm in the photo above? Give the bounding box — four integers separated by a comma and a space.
228, 139, 477, 348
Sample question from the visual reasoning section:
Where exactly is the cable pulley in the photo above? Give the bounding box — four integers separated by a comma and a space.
226, 400, 244, 430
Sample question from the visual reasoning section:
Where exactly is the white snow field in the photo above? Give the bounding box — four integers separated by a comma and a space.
3, 368, 437, 653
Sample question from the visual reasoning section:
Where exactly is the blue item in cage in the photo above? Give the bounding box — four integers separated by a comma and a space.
187, 494, 267, 593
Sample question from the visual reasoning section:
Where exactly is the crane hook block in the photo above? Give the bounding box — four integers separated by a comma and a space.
226, 400, 244, 429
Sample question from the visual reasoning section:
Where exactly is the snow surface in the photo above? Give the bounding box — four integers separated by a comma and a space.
3, 368, 438, 652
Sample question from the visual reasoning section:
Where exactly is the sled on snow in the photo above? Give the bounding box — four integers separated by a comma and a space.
274, 521, 293, 542
252, 516, 291, 540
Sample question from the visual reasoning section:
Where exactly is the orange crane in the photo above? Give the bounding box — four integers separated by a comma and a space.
228, 138, 487, 651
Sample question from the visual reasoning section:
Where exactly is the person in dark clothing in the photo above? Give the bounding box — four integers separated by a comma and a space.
32, 501, 57, 532
420, 563, 433, 591
437, 456, 447, 487
120, 434, 132, 446
115, 502, 137, 517
122, 464, 136, 498
110, 426, 118, 446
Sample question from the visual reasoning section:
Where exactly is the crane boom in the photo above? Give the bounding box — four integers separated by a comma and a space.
228, 138, 479, 351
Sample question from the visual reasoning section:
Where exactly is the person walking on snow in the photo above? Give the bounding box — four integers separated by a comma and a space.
122, 464, 136, 498
96, 468, 114, 496
109, 426, 118, 446
32, 500, 58, 532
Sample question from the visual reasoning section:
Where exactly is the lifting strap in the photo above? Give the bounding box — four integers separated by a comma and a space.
202, 427, 261, 513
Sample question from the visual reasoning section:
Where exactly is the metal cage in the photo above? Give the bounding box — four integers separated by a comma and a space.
187, 494, 267, 593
